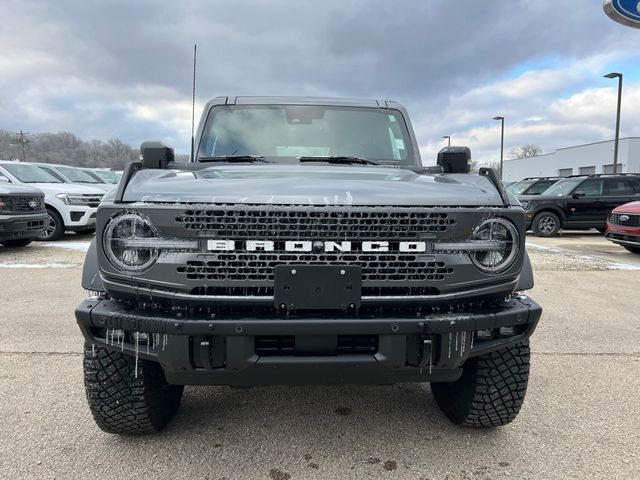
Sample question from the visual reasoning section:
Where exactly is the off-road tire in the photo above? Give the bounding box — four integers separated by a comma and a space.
431, 342, 530, 427
83, 343, 184, 434
38, 207, 64, 241
0, 238, 33, 248
623, 245, 640, 254
532, 211, 561, 237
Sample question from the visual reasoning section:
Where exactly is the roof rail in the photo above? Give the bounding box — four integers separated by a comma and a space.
565, 172, 640, 178
522, 176, 563, 180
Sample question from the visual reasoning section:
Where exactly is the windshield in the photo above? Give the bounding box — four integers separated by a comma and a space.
542, 178, 582, 196
57, 166, 100, 183
82, 169, 108, 183
1, 163, 62, 183
507, 180, 536, 195
197, 105, 415, 165
93, 170, 118, 183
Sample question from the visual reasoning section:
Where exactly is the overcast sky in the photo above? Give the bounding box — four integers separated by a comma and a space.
2, 0, 640, 165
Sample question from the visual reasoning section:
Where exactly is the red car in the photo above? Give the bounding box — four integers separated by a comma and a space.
605, 201, 640, 254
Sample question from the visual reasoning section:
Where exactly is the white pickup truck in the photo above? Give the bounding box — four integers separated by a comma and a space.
0, 161, 104, 240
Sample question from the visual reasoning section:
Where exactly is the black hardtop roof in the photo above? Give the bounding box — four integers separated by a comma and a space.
204, 96, 406, 109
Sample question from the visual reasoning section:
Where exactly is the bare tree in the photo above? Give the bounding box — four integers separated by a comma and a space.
0, 129, 139, 168
509, 144, 542, 159
470, 160, 500, 173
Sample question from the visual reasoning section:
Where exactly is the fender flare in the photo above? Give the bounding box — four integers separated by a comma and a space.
516, 250, 534, 291
81, 238, 105, 292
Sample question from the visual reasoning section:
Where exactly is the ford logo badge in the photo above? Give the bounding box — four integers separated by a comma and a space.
28, 200, 39, 208
603, 0, 640, 28
619, 214, 630, 222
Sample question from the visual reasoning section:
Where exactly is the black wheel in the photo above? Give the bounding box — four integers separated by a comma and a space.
431, 342, 530, 427
596, 227, 606, 234
0, 238, 33, 248
38, 208, 64, 241
83, 343, 184, 434
532, 212, 561, 237
623, 245, 640, 254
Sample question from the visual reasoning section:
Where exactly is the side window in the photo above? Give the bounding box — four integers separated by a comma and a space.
605, 179, 634, 196
628, 179, 640, 193
39, 167, 65, 182
573, 179, 604, 197
527, 180, 555, 195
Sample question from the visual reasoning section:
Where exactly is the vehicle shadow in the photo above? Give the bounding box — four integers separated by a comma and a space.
116, 383, 505, 452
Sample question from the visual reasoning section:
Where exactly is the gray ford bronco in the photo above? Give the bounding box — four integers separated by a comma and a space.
76, 96, 541, 434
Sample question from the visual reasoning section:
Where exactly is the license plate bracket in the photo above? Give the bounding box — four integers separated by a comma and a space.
274, 265, 362, 310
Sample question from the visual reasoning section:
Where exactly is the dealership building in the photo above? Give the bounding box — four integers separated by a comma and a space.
502, 137, 640, 181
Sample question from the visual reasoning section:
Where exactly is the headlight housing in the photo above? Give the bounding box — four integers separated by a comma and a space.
103, 213, 159, 272
470, 218, 520, 274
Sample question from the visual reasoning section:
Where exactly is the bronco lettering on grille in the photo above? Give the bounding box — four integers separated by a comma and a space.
206, 239, 428, 253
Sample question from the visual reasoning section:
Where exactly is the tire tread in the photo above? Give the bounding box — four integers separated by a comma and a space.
83, 343, 183, 434
431, 342, 530, 427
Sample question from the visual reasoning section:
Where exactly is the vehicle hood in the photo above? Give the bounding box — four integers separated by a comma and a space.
122, 164, 507, 207
81, 183, 114, 193
613, 201, 640, 214
30, 182, 105, 196
0, 183, 44, 196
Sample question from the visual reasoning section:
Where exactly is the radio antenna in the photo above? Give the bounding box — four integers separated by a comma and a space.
190, 44, 197, 161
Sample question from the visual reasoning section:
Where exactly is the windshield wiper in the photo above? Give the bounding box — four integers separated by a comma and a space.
298, 156, 379, 165
198, 155, 269, 163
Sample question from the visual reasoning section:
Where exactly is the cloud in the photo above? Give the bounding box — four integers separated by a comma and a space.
0, 0, 639, 157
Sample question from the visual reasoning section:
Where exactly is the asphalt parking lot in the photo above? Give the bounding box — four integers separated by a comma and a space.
1, 231, 639, 480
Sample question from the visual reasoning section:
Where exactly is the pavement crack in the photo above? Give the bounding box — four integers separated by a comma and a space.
0, 351, 80, 356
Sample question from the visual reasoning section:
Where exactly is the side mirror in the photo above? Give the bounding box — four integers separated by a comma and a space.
437, 146, 471, 173
0, 175, 9, 183
140, 141, 174, 169
572, 192, 585, 199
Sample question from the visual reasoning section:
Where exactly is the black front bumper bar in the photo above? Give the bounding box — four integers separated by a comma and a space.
76, 296, 541, 386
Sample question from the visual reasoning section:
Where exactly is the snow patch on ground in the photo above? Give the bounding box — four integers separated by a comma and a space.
0, 263, 77, 269
527, 242, 640, 271
41, 241, 91, 252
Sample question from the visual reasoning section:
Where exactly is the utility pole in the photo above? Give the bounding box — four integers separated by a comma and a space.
10, 130, 30, 161
604, 72, 623, 173
493, 117, 505, 179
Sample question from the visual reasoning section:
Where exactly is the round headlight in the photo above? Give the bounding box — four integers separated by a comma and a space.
103, 213, 159, 272
470, 218, 519, 274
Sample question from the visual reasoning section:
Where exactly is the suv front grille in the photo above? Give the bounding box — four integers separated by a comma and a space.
175, 206, 454, 240
177, 253, 453, 283
0, 195, 45, 213
610, 213, 640, 227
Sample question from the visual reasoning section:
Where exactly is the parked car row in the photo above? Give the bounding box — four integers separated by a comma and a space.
505, 173, 640, 254
0, 161, 119, 244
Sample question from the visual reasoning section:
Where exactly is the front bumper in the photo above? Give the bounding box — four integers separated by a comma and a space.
76, 295, 542, 386
60, 206, 97, 230
0, 213, 48, 241
605, 224, 640, 248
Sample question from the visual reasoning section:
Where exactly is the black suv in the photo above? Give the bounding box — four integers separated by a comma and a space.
507, 177, 561, 197
520, 174, 640, 236
0, 181, 47, 247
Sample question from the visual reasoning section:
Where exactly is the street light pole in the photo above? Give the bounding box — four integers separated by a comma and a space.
604, 72, 623, 174
442, 135, 451, 147
493, 116, 504, 178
